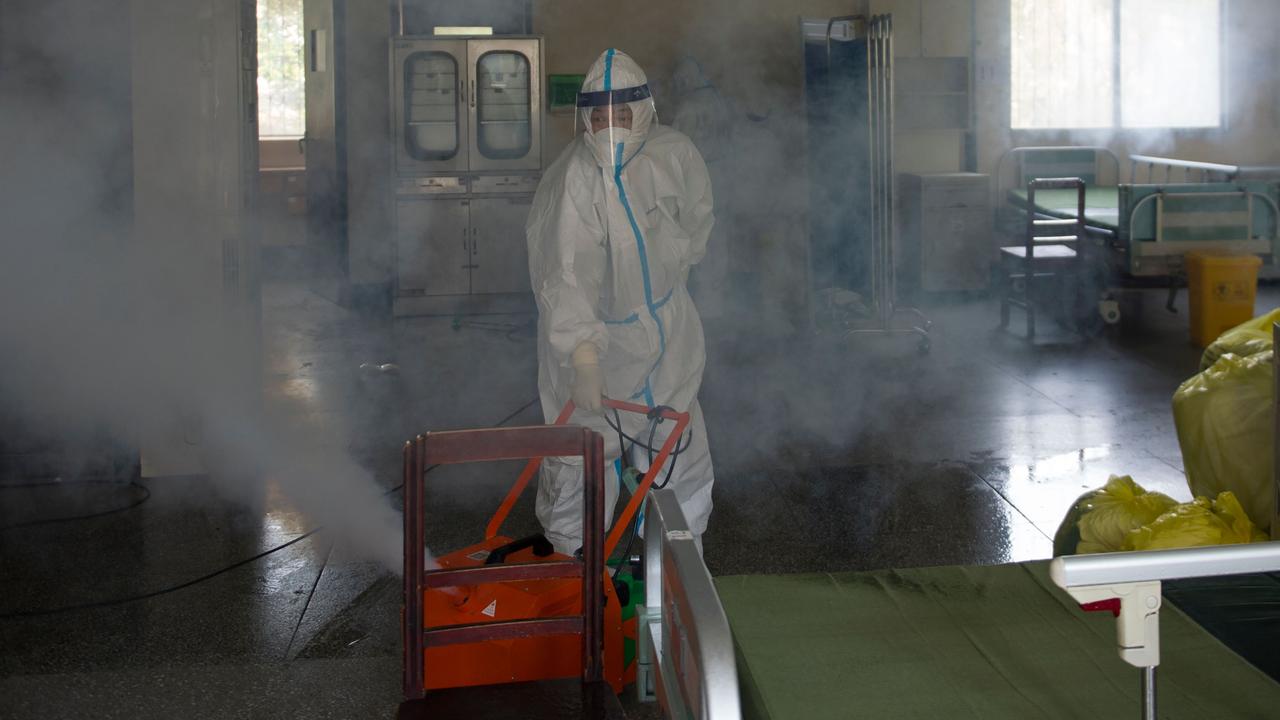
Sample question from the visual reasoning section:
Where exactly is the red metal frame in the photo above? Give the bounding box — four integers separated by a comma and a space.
484, 398, 690, 558
402, 425, 606, 700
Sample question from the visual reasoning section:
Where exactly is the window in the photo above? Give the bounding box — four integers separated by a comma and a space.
257, 0, 305, 137
1010, 0, 1220, 130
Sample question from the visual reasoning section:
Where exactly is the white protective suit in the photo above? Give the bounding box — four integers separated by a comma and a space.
526, 49, 716, 555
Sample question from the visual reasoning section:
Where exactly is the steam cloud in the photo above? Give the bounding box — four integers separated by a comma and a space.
0, 0, 404, 574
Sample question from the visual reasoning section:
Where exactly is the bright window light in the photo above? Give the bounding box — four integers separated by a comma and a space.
1120, 0, 1220, 128
1010, 0, 1221, 130
257, 0, 305, 138
1011, 0, 1115, 129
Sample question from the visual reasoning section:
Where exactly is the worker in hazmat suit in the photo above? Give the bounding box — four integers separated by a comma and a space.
526, 49, 716, 556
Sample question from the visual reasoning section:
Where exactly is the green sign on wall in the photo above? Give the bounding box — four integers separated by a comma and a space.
548, 74, 585, 110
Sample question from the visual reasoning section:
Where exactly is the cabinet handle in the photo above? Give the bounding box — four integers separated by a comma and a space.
470, 79, 476, 108
471, 227, 478, 256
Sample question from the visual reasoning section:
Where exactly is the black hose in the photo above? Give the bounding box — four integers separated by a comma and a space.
0, 479, 152, 532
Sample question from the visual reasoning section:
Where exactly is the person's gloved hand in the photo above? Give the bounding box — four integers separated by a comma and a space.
570, 342, 604, 413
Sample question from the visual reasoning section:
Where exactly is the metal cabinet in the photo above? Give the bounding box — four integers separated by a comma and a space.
396, 199, 470, 295
392, 37, 542, 176
395, 195, 532, 303
393, 39, 469, 175
391, 35, 541, 316
469, 197, 533, 294
899, 173, 992, 292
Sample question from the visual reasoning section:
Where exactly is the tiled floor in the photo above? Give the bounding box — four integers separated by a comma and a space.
1, 281, 1265, 718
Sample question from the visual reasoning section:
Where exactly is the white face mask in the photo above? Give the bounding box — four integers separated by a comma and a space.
588, 126, 632, 167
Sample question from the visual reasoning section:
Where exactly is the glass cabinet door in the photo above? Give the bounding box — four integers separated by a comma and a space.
403, 51, 460, 160
474, 51, 531, 160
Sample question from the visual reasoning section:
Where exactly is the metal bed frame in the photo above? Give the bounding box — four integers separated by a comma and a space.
1051, 543, 1280, 720
638, 483, 1280, 720
640, 332, 1280, 720
1129, 154, 1239, 184
999, 147, 1280, 272
1127, 155, 1280, 185
636, 489, 741, 719
997, 146, 1280, 321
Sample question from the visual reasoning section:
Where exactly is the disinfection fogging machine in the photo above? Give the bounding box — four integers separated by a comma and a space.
402, 398, 690, 697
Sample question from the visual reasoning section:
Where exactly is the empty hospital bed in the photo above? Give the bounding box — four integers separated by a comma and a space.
634, 325, 1280, 718
995, 147, 1280, 325
640, 488, 1280, 719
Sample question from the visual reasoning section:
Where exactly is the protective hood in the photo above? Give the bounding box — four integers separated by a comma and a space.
578, 49, 655, 167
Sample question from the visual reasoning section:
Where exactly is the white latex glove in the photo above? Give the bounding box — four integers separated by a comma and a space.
570, 342, 605, 413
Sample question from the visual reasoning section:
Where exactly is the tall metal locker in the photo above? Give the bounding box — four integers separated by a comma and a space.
389, 35, 542, 316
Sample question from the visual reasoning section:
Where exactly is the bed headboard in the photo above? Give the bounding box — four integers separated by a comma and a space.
996, 146, 1122, 194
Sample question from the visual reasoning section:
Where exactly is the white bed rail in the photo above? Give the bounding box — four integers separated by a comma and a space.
637, 489, 741, 720
1129, 154, 1239, 184
1051, 542, 1280, 720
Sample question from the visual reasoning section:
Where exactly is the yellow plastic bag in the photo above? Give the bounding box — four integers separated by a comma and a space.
1053, 475, 1177, 555
1172, 350, 1273, 532
1200, 308, 1280, 371
1123, 491, 1266, 551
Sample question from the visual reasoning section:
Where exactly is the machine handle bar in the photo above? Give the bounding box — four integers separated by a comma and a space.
484, 397, 690, 560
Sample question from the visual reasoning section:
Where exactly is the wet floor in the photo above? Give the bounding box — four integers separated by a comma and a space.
1, 281, 1259, 718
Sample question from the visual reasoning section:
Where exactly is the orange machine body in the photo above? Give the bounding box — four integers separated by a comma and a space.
417, 400, 683, 695
422, 536, 632, 692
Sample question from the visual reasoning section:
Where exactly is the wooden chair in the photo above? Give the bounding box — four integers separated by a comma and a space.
398, 425, 625, 719
999, 177, 1087, 339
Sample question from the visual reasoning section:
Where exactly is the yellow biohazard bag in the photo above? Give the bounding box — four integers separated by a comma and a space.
1200, 308, 1280, 371
1123, 491, 1266, 551
1172, 350, 1273, 532
1053, 475, 1178, 555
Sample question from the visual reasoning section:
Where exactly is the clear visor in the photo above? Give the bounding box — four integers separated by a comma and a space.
575, 84, 650, 137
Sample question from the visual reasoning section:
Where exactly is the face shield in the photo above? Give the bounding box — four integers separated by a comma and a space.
577, 85, 649, 151
576, 49, 656, 167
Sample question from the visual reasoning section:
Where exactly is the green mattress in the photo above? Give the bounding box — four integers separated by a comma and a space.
1009, 186, 1121, 231
716, 562, 1280, 719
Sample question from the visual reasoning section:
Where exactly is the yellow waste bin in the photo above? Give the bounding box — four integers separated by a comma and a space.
1186, 252, 1262, 347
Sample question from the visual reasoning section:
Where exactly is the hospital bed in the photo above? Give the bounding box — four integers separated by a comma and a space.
639, 488, 1280, 719
632, 328, 1280, 719
995, 147, 1280, 323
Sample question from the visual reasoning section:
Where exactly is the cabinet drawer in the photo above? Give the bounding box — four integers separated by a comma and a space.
919, 207, 993, 292
921, 181, 988, 210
